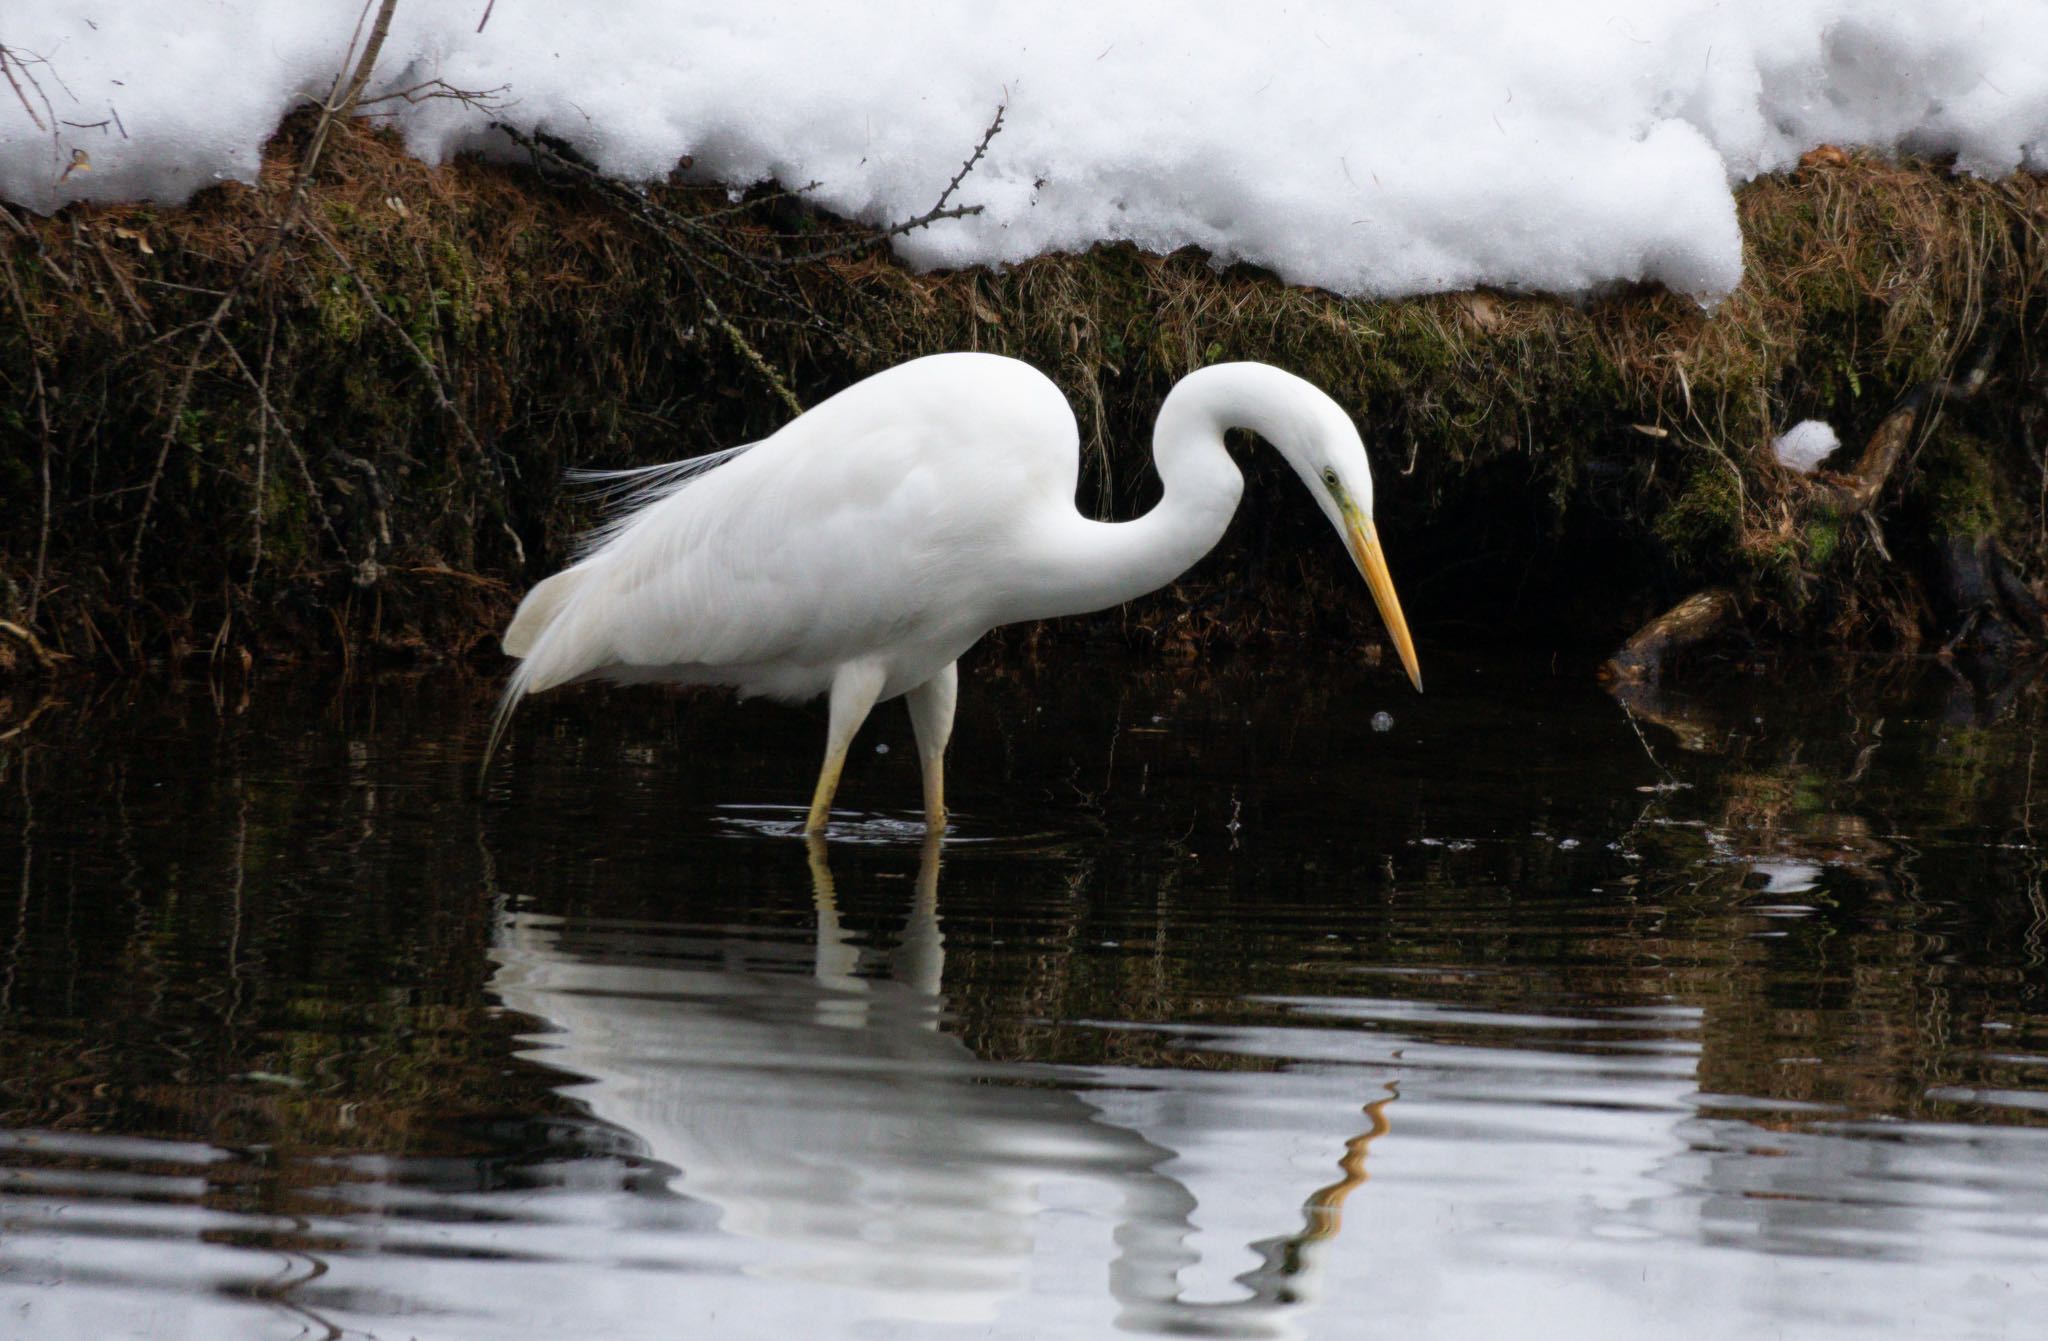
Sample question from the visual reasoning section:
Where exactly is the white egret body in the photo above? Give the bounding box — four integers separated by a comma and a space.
495, 353, 1420, 832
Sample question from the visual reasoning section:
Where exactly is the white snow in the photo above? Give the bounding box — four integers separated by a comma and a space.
4, 2, 2046, 301
1772, 420, 1842, 473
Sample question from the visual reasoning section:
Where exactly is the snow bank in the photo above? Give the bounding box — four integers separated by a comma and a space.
3, 2, 2045, 301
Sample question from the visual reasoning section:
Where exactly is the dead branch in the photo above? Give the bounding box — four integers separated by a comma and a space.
395, 564, 510, 589
488, 105, 1002, 415
0, 204, 76, 288
1827, 400, 1918, 515
336, 0, 400, 120
356, 78, 509, 116
1602, 589, 1740, 686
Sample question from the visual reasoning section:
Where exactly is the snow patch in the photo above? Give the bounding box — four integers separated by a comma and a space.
4, 2, 2046, 301
1772, 420, 1842, 474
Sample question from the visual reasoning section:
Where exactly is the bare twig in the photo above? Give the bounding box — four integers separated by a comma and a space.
932, 104, 1004, 217
778, 104, 1002, 265
0, 44, 53, 133
778, 204, 986, 266
249, 315, 275, 585
356, 78, 508, 115
690, 179, 822, 225
477, 0, 497, 33
212, 326, 346, 558
356, 79, 507, 116
395, 564, 509, 589
126, 293, 236, 587
82, 224, 153, 329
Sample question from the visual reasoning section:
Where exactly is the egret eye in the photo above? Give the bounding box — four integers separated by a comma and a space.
1321, 467, 1339, 488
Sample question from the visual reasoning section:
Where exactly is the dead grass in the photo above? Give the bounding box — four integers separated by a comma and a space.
1, 120, 2043, 668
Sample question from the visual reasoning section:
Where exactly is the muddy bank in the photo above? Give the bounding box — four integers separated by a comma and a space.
2, 115, 2044, 677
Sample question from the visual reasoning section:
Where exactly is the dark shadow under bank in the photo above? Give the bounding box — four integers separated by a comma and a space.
1, 113, 2044, 680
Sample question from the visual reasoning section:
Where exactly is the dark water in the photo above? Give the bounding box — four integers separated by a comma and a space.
2, 654, 2045, 1339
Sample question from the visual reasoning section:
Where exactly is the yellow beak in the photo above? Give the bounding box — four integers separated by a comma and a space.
1343, 509, 1423, 692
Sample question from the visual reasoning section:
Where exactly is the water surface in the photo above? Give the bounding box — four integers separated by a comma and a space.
2, 655, 2044, 1338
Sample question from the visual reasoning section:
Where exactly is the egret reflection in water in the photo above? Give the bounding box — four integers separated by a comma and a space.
488, 835, 1393, 1336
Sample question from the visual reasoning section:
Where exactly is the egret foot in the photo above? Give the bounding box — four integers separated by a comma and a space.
804, 747, 848, 836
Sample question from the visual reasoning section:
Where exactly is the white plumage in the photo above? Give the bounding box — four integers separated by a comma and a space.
494, 352, 1420, 834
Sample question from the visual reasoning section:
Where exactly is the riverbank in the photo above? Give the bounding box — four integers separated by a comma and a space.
3, 114, 2043, 678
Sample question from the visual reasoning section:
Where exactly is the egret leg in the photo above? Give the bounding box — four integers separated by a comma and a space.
806, 661, 887, 836
905, 662, 958, 833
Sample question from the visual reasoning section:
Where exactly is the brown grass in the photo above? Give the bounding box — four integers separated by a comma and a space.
1, 118, 2043, 669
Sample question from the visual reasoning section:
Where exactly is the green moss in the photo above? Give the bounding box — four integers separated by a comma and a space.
1655, 462, 1745, 567
315, 275, 368, 342
1804, 506, 1841, 567
1918, 427, 2005, 537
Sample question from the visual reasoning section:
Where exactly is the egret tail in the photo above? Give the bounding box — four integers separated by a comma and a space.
484, 561, 613, 782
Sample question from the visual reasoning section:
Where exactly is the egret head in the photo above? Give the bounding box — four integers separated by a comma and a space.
1277, 395, 1423, 692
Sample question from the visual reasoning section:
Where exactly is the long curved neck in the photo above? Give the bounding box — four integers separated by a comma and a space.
1003, 365, 1313, 623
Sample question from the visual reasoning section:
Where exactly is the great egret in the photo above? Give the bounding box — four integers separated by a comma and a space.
493, 353, 1420, 833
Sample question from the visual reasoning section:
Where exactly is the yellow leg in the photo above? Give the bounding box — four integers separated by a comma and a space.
805, 661, 887, 837
921, 752, 947, 833
906, 663, 957, 835
805, 745, 850, 835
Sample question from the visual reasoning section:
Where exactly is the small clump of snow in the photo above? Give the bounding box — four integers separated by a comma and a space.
1772, 420, 1842, 474
4, 2, 2047, 302
1750, 858, 1824, 896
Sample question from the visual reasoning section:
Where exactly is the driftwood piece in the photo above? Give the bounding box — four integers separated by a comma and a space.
1601, 589, 1740, 685
1822, 395, 1918, 515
